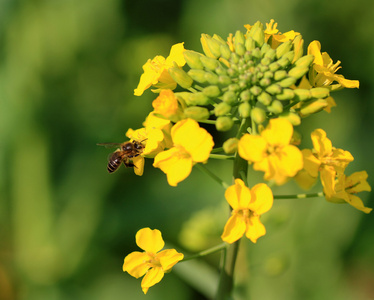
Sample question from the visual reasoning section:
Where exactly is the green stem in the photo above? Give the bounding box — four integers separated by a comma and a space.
215, 117, 251, 300
209, 154, 235, 160
274, 191, 324, 199
211, 147, 224, 153
181, 243, 227, 262
195, 163, 229, 189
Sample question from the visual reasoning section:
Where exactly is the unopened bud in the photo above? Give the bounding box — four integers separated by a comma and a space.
214, 102, 232, 116
223, 138, 239, 154
185, 92, 211, 106
250, 22, 265, 47
276, 89, 295, 101
218, 75, 232, 86
220, 44, 232, 60
279, 77, 297, 88
310, 87, 330, 99
267, 100, 283, 114
245, 37, 256, 51
203, 85, 221, 98
205, 72, 219, 85
184, 50, 205, 69
294, 54, 314, 68
240, 90, 251, 102
201, 34, 222, 58
274, 70, 287, 81
216, 116, 234, 131
288, 66, 309, 79
279, 111, 301, 126
200, 56, 220, 71
265, 84, 282, 95
235, 43, 246, 56
292, 35, 304, 63
299, 99, 328, 116
234, 30, 246, 45
222, 90, 237, 104
276, 41, 292, 59
239, 102, 251, 118
282, 51, 295, 63
184, 106, 210, 120
251, 107, 266, 124
294, 89, 311, 101
258, 91, 273, 105
269, 62, 281, 72
168, 66, 193, 89
188, 69, 208, 84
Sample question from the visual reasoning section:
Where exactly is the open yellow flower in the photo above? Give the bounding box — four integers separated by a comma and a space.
152, 89, 184, 122
326, 171, 372, 214
238, 118, 303, 185
308, 40, 359, 89
301, 129, 354, 198
221, 179, 273, 244
134, 43, 186, 96
153, 118, 214, 186
123, 228, 184, 294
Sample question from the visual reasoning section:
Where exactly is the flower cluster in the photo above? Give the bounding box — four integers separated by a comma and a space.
103, 19, 372, 294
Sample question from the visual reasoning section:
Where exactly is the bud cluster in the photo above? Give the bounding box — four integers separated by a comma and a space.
169, 21, 331, 130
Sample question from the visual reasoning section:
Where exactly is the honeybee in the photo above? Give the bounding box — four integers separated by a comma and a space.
98, 140, 146, 173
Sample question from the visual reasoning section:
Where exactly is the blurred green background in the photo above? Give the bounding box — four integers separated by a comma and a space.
1, 0, 374, 299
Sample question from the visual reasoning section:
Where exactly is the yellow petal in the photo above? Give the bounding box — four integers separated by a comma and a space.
261, 118, 293, 147
221, 214, 246, 244
320, 166, 336, 198
157, 249, 184, 271
346, 194, 372, 214
302, 149, 321, 177
248, 183, 273, 215
141, 267, 165, 295
134, 57, 165, 96
245, 216, 266, 243
165, 43, 186, 67
311, 129, 332, 157
307, 40, 323, 66
225, 179, 252, 209
294, 169, 318, 190
133, 156, 145, 176
238, 134, 267, 162
275, 145, 303, 177
346, 171, 371, 193
171, 119, 214, 163
153, 147, 193, 186
123, 251, 150, 278
136, 228, 165, 253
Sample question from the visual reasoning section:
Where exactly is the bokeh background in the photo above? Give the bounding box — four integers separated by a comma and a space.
1, 0, 374, 299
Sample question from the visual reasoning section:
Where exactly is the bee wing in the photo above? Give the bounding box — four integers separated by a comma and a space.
97, 142, 122, 148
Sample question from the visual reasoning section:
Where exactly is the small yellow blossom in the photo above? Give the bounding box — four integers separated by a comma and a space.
308, 40, 359, 89
152, 89, 184, 122
238, 118, 303, 185
153, 119, 214, 186
326, 171, 372, 213
221, 179, 273, 243
123, 228, 184, 294
134, 43, 186, 96
301, 129, 354, 197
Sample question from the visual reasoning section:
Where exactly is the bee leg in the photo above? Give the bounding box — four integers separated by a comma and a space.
123, 161, 135, 168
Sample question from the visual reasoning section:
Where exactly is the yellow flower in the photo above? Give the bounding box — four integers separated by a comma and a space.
153, 119, 214, 186
238, 118, 303, 185
134, 43, 186, 96
244, 19, 300, 48
152, 89, 184, 122
301, 129, 354, 197
123, 228, 184, 294
326, 171, 372, 214
307, 40, 359, 89
221, 179, 273, 243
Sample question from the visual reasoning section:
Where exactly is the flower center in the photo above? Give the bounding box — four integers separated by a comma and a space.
145, 253, 162, 269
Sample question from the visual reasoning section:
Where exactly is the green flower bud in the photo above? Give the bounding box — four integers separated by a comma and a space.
276, 41, 292, 59
294, 54, 314, 68
204, 72, 219, 85
251, 48, 261, 60
265, 84, 282, 95
184, 106, 210, 120
214, 102, 232, 116
200, 56, 220, 71
279, 77, 297, 88
223, 138, 239, 154
234, 30, 246, 45
222, 90, 237, 104
212, 34, 226, 44
261, 57, 272, 66
245, 37, 256, 51
168, 66, 193, 89
188, 69, 208, 83
250, 85, 262, 96
235, 43, 246, 56
277, 56, 291, 68
299, 99, 328, 116
240, 90, 251, 102
203, 85, 221, 98
263, 71, 273, 79
310, 87, 330, 99
185, 92, 211, 106
282, 51, 295, 63
201, 34, 222, 58
228, 84, 240, 92
251, 107, 266, 124
215, 65, 227, 75
274, 70, 287, 81
267, 100, 283, 114
294, 89, 311, 101
239, 102, 251, 118
292, 35, 304, 63
260, 43, 271, 56
216, 116, 234, 131
250, 22, 265, 47
258, 91, 272, 105
269, 62, 281, 72
288, 66, 309, 80
230, 52, 240, 64
279, 111, 301, 126
184, 50, 205, 69
264, 48, 276, 61
220, 44, 232, 60
276, 89, 295, 101
218, 75, 232, 86
259, 78, 271, 87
